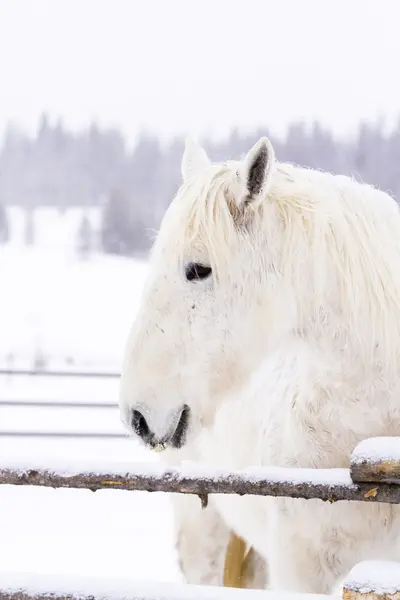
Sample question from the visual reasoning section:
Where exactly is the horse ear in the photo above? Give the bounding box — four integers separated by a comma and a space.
181, 138, 211, 182
241, 137, 275, 203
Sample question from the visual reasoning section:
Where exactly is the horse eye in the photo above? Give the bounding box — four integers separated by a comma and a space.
185, 263, 212, 282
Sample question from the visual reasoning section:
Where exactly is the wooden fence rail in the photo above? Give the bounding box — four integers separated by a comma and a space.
0, 462, 398, 506
2, 437, 400, 600
343, 560, 400, 600
0, 437, 400, 507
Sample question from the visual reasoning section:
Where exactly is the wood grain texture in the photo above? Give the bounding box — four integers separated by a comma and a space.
343, 590, 400, 600
2, 466, 400, 504
350, 459, 400, 484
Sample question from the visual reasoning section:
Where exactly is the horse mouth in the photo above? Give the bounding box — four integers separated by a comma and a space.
147, 404, 190, 452
150, 441, 168, 453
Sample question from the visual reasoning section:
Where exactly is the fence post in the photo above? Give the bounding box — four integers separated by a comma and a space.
351, 438, 400, 484
342, 561, 400, 600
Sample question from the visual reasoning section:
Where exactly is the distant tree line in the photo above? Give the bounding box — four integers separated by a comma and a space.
1, 113, 400, 256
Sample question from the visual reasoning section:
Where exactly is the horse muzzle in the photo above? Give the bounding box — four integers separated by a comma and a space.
128, 404, 191, 451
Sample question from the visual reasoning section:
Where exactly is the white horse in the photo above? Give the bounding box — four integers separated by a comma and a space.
161, 426, 267, 588
167, 456, 267, 588
119, 136, 400, 595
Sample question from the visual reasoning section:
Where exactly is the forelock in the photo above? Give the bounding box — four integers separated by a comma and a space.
155, 163, 246, 279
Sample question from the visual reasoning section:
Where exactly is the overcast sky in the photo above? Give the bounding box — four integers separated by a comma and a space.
0, 0, 399, 145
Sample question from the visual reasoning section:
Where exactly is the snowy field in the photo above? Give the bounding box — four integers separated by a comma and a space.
0, 206, 148, 370
0, 209, 184, 587
0, 429, 183, 585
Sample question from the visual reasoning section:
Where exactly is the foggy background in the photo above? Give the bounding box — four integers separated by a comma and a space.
2, 0, 400, 371
0, 0, 399, 586
1, 1, 400, 273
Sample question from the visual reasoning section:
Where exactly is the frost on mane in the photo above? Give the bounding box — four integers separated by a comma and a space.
119, 137, 400, 595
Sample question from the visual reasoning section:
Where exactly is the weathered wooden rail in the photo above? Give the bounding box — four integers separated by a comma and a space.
0, 437, 399, 506
2, 436, 400, 600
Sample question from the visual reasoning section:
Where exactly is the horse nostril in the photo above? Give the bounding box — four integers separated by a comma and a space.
130, 409, 149, 440
170, 404, 190, 449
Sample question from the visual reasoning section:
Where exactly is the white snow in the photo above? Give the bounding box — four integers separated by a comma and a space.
0, 571, 329, 600
344, 561, 400, 594
165, 462, 354, 488
352, 437, 400, 466
0, 404, 184, 585
6, 206, 102, 254
0, 454, 354, 488
0, 455, 165, 478
0, 437, 184, 586
177, 460, 354, 486
0, 229, 185, 588
242, 466, 353, 487
0, 243, 147, 371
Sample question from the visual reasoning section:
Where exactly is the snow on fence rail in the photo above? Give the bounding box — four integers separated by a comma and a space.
351, 437, 400, 484
2, 438, 400, 600
0, 573, 328, 600
1, 561, 400, 600
343, 560, 400, 600
1, 437, 400, 507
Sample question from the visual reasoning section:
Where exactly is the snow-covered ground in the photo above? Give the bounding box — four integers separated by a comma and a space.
0, 245, 147, 370
0, 216, 184, 587
0, 435, 183, 584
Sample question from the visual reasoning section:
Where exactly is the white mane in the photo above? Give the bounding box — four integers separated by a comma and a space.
153, 156, 400, 372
